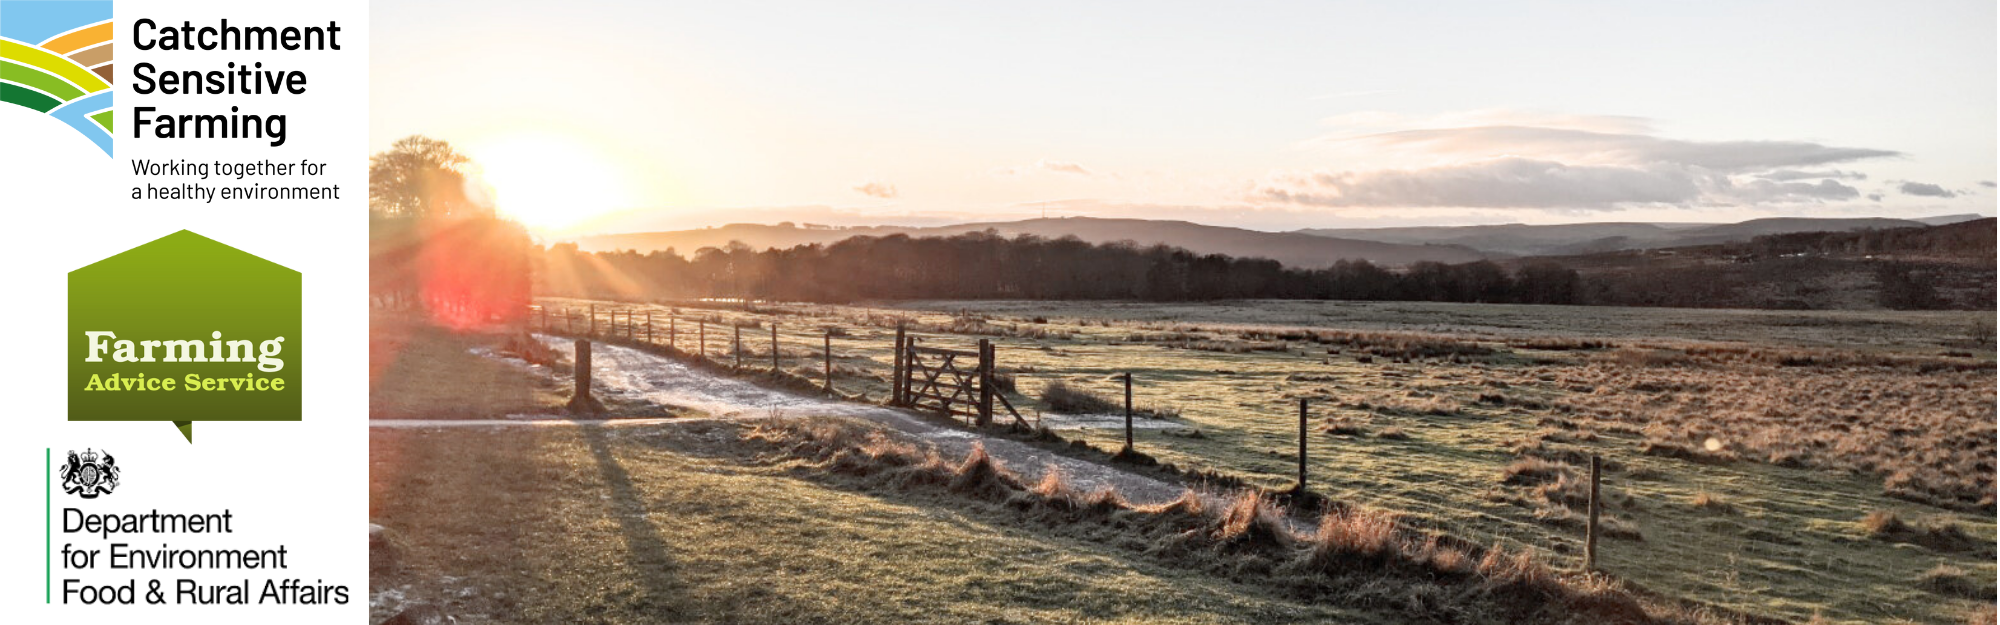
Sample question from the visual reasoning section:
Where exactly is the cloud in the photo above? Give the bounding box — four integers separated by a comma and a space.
1723, 178, 1861, 203
852, 182, 898, 199
1254, 157, 1866, 210
1036, 159, 1093, 176
1256, 158, 1700, 209
1753, 169, 1867, 181
1327, 126, 1897, 171
1896, 181, 1957, 198
1259, 112, 1902, 211
1867, 193, 1884, 202
1982, 181, 1996, 188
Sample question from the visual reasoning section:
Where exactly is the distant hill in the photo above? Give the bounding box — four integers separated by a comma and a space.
1913, 213, 1989, 226
1512, 218, 1995, 310
1298, 216, 1944, 256
573, 217, 1490, 268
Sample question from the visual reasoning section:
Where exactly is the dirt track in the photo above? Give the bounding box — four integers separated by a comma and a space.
375, 336, 1192, 505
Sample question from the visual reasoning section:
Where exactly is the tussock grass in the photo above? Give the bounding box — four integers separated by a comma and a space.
1918, 564, 1991, 600
1689, 492, 1736, 514
747, 416, 1724, 624
370, 423, 1387, 624
1040, 379, 1178, 419
1860, 510, 1984, 554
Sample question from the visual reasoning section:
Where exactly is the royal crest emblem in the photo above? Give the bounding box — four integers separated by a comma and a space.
60, 448, 119, 498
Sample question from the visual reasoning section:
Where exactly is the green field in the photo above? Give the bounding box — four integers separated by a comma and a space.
534, 296, 1997, 625
369, 422, 1382, 624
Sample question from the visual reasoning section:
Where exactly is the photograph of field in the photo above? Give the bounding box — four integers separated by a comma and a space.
460, 296, 1988, 624
367, 2, 1994, 624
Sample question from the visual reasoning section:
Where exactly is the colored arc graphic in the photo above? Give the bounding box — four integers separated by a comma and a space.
0, 1, 113, 156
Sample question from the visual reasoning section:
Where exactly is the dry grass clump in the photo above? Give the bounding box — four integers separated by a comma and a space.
1038, 379, 1120, 413
1961, 603, 1997, 625
1495, 458, 1642, 540
1320, 416, 1372, 437
1540, 359, 1995, 511
1508, 337, 1618, 351
1238, 328, 1496, 361
746, 416, 1708, 624
1859, 510, 1984, 554
1501, 457, 1576, 486
1689, 492, 1736, 514
1918, 564, 1992, 600
1177, 339, 1289, 354
1639, 439, 1739, 465
1349, 394, 1463, 417
1038, 379, 1177, 419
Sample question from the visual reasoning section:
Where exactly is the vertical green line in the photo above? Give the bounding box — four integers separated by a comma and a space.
45, 447, 50, 604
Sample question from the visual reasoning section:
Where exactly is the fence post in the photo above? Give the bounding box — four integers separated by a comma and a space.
699, 321, 706, 358
565, 308, 572, 333
734, 325, 743, 369
567, 339, 595, 414
893, 323, 908, 406
1297, 398, 1309, 492
772, 324, 781, 373
1123, 372, 1134, 453
540, 306, 547, 332
589, 304, 597, 336
977, 339, 994, 427
646, 311, 653, 344
670, 316, 677, 351
824, 330, 834, 395
1586, 454, 1601, 572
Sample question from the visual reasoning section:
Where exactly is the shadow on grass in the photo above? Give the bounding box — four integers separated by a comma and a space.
582, 424, 687, 618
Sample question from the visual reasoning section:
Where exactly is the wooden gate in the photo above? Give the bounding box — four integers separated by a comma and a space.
892, 330, 1022, 426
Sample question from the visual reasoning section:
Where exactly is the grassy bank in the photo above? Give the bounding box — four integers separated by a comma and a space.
368, 422, 1383, 624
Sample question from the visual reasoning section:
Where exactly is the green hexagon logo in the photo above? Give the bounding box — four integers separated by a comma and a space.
69, 230, 302, 442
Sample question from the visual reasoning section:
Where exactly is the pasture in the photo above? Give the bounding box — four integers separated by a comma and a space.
533, 296, 1996, 625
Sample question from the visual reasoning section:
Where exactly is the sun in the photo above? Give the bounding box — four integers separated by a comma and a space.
463, 133, 633, 233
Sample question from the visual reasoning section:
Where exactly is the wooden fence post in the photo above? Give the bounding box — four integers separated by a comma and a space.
1123, 372, 1135, 453
566, 339, 595, 414
698, 321, 706, 358
1586, 454, 1602, 572
771, 324, 781, 373
893, 323, 908, 406
670, 316, 677, 351
589, 304, 596, 336
540, 306, 547, 331
1298, 398, 1309, 492
824, 330, 834, 395
734, 325, 743, 369
977, 339, 994, 427
646, 311, 653, 344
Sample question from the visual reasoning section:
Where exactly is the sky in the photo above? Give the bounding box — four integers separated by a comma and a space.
370, 1, 1997, 236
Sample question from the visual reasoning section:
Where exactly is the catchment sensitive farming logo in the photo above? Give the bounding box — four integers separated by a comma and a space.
0, 0, 114, 156
70, 231, 302, 442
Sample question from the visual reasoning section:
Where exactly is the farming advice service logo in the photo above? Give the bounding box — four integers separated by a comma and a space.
58, 448, 120, 498
70, 230, 303, 443
0, 0, 113, 156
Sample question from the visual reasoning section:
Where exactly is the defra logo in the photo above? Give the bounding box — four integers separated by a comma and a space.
58, 448, 120, 498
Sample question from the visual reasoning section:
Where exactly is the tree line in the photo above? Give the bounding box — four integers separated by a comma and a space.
533, 230, 1585, 304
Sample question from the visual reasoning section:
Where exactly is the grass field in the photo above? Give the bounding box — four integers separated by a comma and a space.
533, 296, 1997, 625
369, 422, 1387, 624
